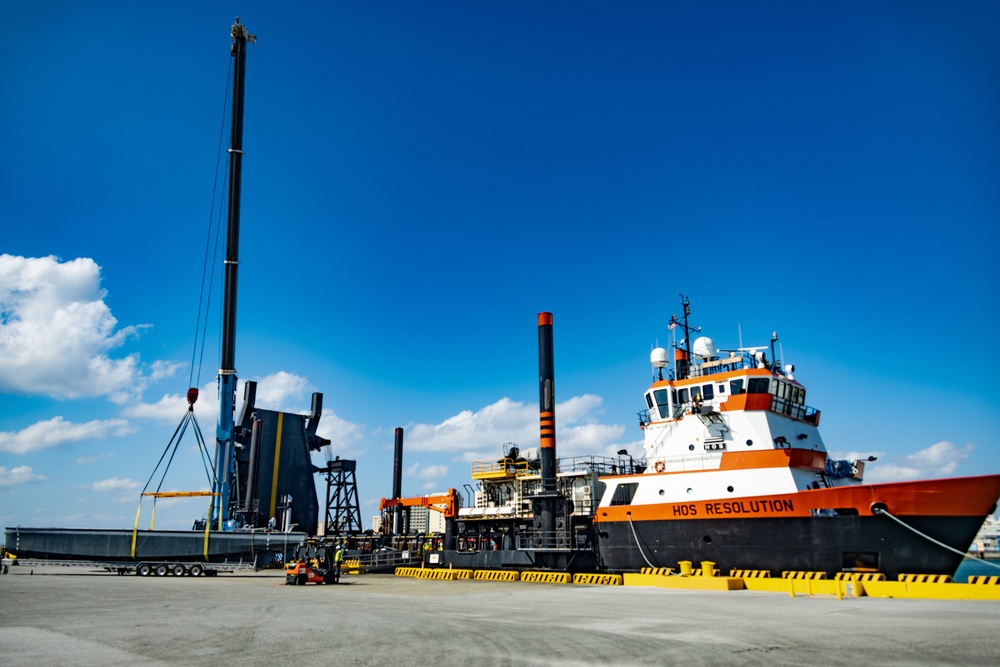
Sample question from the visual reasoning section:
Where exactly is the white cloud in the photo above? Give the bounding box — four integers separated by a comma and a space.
0, 416, 135, 454
0, 254, 153, 401
405, 463, 449, 480
314, 409, 366, 461
853, 441, 974, 483
0, 465, 48, 487
75, 451, 115, 464
121, 390, 201, 422
122, 372, 317, 424
88, 477, 142, 503
90, 477, 141, 492
254, 371, 311, 411
405, 394, 627, 461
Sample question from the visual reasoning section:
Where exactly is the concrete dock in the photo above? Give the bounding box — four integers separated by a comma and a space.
1, 565, 997, 666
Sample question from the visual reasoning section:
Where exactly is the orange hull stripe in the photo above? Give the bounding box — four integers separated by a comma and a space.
609, 449, 827, 477
717, 448, 827, 471
595, 475, 1000, 522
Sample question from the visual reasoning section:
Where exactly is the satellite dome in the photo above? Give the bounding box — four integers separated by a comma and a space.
650, 347, 669, 368
692, 336, 716, 360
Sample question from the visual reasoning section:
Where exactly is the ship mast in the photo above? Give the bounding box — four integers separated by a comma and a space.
213, 18, 255, 528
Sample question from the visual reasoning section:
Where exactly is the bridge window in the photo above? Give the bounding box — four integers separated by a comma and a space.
701, 384, 714, 400
678, 388, 689, 404
610, 482, 639, 506
747, 378, 770, 394
730, 379, 745, 394
654, 389, 670, 418
645, 393, 654, 410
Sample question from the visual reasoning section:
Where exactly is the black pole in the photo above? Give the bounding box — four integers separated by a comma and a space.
392, 428, 404, 534
538, 313, 556, 542
220, 18, 253, 374
538, 313, 556, 491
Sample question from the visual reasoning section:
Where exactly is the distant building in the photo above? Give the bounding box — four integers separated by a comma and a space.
376, 505, 446, 535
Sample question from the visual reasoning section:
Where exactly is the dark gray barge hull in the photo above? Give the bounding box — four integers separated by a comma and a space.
4, 526, 307, 564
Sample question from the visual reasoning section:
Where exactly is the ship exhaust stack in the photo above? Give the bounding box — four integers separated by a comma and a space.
538, 313, 557, 492
537, 312, 557, 545
392, 427, 404, 534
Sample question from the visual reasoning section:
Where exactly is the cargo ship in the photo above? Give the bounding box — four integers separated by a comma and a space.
394, 301, 1000, 578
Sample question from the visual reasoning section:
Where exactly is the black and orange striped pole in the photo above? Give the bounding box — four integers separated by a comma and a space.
538, 312, 557, 493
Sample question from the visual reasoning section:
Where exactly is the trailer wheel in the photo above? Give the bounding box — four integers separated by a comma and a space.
137, 563, 152, 577
155, 564, 169, 577
189, 564, 204, 577
171, 564, 187, 577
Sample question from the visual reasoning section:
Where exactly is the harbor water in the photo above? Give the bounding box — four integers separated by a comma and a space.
954, 557, 1000, 582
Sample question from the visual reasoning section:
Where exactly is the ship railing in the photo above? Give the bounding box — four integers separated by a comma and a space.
352, 549, 422, 572
770, 397, 820, 424
557, 454, 644, 476
514, 528, 578, 551
471, 458, 536, 479
687, 357, 751, 378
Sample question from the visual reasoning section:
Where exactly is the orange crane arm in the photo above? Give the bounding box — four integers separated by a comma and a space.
379, 488, 457, 518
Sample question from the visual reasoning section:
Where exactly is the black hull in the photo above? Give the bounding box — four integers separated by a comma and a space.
5, 527, 307, 564
444, 548, 598, 572
598, 515, 984, 578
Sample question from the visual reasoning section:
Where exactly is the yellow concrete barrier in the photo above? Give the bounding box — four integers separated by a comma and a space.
862, 579, 1000, 600
451, 569, 474, 579
640, 567, 675, 576
967, 575, 1000, 585
573, 573, 623, 586
625, 572, 742, 590
394, 567, 421, 577
899, 574, 952, 584
521, 571, 571, 584
472, 569, 520, 582
415, 568, 456, 580
834, 572, 885, 582
730, 569, 771, 578
740, 575, 858, 597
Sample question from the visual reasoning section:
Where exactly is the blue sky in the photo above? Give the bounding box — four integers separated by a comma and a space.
2, 1, 998, 531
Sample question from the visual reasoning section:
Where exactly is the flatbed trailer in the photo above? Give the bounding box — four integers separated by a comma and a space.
3, 556, 257, 577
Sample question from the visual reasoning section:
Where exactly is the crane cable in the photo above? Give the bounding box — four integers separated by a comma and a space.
137, 61, 232, 513
188, 60, 233, 391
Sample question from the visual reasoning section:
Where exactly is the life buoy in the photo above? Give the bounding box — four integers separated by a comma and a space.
654, 460, 665, 473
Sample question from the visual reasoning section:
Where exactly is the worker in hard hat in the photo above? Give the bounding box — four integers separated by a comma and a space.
333, 545, 344, 583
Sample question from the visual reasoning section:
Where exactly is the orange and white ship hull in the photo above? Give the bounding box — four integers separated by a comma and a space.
594, 474, 1000, 577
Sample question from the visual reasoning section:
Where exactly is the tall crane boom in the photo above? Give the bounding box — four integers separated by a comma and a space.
213, 18, 255, 528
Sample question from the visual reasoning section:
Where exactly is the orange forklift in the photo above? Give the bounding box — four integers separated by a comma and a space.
285, 541, 341, 585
